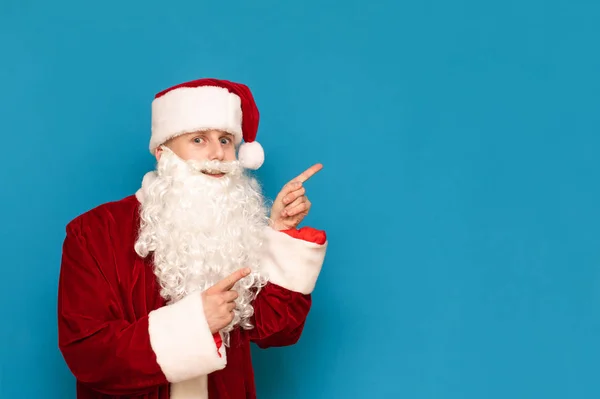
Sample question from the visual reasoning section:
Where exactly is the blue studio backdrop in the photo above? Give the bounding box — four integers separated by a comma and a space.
1, 0, 599, 397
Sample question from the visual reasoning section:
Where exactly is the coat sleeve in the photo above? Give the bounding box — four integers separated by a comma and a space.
249, 226, 328, 348
57, 218, 226, 396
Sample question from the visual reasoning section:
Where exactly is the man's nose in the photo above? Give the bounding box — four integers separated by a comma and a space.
207, 141, 224, 161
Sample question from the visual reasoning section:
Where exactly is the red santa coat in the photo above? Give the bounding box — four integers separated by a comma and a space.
57, 194, 327, 398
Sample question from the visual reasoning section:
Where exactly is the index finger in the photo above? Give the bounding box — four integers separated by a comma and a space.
293, 163, 323, 183
207, 268, 251, 293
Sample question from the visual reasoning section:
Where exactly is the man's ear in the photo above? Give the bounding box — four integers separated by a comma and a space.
155, 146, 163, 161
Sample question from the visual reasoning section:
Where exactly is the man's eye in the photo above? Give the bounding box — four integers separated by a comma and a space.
220, 138, 231, 144
193, 137, 203, 144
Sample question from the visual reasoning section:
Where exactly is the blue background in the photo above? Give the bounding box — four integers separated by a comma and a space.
1, 0, 599, 397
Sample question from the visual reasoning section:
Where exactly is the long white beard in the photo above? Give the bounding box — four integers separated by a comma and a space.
134, 148, 269, 345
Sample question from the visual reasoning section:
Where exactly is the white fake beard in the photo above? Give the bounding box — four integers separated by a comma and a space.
134, 148, 269, 345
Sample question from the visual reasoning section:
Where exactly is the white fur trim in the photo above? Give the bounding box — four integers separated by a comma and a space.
150, 86, 243, 152
261, 227, 327, 294
148, 293, 227, 384
238, 141, 264, 170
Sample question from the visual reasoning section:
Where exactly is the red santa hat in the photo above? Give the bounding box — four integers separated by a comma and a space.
150, 78, 264, 170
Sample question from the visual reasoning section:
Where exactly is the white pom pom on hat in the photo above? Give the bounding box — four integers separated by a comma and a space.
150, 77, 264, 170
238, 141, 265, 170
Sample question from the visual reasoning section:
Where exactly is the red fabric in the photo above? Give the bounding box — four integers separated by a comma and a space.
281, 226, 327, 245
154, 78, 260, 143
213, 333, 223, 357
57, 195, 320, 398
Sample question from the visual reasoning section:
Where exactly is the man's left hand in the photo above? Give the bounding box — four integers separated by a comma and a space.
269, 163, 323, 231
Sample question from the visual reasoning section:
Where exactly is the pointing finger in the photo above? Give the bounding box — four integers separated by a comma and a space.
293, 163, 323, 183
207, 268, 251, 293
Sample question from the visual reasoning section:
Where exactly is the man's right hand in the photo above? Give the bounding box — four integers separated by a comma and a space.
201, 268, 251, 334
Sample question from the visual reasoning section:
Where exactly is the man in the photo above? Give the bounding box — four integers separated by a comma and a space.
57, 78, 328, 399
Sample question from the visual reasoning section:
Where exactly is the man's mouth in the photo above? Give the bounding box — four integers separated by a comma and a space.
201, 169, 226, 178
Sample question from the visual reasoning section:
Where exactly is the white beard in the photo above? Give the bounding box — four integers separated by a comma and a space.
134, 147, 269, 346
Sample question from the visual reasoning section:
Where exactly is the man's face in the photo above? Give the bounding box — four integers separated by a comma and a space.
156, 130, 237, 177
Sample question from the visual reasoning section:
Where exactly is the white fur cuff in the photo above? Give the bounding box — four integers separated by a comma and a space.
148, 293, 226, 383
261, 227, 328, 294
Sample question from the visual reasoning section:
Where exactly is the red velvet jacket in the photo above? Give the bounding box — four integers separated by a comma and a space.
57, 195, 327, 399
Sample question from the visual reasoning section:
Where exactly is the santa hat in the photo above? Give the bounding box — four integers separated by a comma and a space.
150, 78, 264, 170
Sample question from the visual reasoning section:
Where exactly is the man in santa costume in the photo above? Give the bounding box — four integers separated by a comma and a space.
57, 78, 328, 399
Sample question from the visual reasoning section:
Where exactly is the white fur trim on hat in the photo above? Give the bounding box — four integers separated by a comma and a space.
238, 141, 264, 170
150, 86, 243, 153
